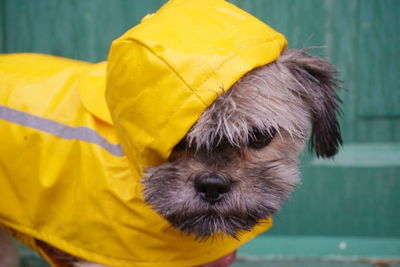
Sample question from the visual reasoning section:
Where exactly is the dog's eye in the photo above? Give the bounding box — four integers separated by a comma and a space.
248, 128, 276, 149
174, 138, 188, 150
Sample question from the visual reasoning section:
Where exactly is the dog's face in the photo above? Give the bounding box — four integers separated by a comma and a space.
142, 49, 341, 238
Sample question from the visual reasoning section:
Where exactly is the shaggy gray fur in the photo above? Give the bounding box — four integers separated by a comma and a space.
143, 49, 342, 238
187, 49, 341, 157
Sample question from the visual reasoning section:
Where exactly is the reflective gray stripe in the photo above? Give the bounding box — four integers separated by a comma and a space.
0, 105, 124, 157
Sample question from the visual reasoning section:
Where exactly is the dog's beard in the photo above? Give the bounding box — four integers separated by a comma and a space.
142, 159, 298, 239
166, 207, 274, 240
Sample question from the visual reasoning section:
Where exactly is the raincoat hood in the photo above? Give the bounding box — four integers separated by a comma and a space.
106, 0, 287, 173
0, 0, 287, 266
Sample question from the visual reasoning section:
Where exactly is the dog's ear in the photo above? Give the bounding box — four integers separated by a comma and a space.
279, 49, 342, 158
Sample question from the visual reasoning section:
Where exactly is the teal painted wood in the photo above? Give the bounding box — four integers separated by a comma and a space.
2, 0, 167, 62
0, 0, 4, 52
356, 1, 400, 117
238, 236, 400, 259
323, 0, 400, 143
232, 261, 373, 267
269, 163, 400, 237
312, 143, 400, 167
233, 236, 400, 266
230, 0, 326, 49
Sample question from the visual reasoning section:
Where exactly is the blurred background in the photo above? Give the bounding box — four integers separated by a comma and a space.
1, 0, 399, 266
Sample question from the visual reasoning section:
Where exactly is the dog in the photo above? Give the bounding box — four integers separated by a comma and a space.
0, 0, 341, 266
142, 49, 342, 239
0, 49, 341, 267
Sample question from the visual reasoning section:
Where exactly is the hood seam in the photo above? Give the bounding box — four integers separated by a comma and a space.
194, 37, 283, 91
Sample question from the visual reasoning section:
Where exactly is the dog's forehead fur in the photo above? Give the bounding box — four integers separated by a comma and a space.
187, 50, 312, 150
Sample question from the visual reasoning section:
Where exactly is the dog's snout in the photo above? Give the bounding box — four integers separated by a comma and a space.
194, 173, 232, 203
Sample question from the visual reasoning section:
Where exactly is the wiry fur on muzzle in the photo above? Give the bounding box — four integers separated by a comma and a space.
142, 49, 342, 239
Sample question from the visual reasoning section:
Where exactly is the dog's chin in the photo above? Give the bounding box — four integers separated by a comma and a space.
163, 204, 277, 239
142, 163, 289, 239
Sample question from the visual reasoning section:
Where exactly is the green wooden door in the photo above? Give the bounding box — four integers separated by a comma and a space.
1, 0, 399, 266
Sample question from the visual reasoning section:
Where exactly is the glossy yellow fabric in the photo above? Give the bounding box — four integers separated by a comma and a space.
0, 0, 286, 266
106, 0, 287, 172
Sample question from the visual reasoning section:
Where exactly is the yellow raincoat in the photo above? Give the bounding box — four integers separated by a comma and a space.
0, 0, 287, 266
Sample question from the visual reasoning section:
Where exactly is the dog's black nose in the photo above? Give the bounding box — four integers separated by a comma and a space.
194, 173, 232, 203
